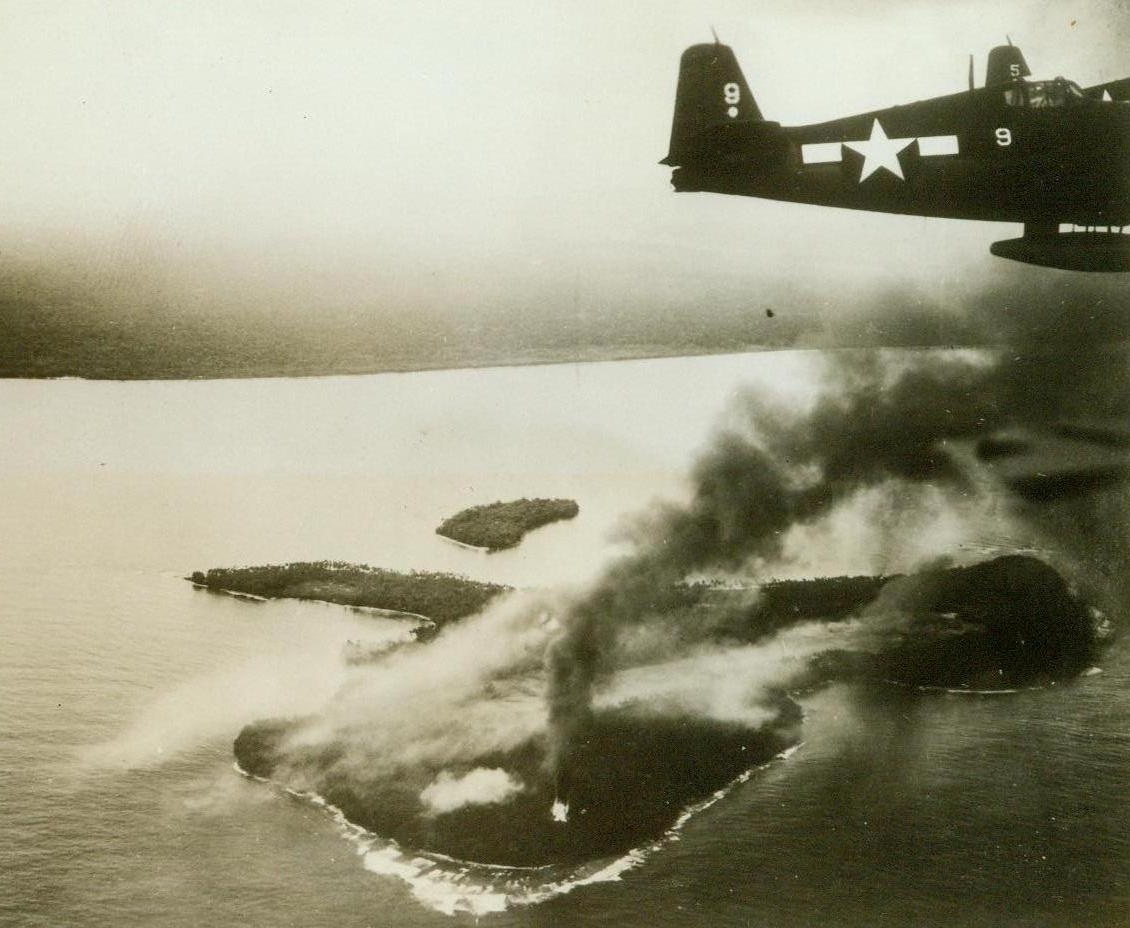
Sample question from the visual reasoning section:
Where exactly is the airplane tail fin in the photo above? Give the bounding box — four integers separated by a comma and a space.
985, 44, 1030, 86
662, 42, 764, 166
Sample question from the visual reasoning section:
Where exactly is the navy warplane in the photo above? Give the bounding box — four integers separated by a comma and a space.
662, 40, 1130, 271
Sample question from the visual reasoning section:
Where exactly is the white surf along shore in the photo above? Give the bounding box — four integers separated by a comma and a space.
233, 741, 806, 917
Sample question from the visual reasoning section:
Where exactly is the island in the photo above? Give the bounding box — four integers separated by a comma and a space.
709, 555, 1101, 688
435, 498, 579, 551
231, 555, 1105, 872
188, 561, 509, 632
236, 698, 802, 869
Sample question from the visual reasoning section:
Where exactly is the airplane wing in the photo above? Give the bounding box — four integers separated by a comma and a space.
1084, 77, 1130, 101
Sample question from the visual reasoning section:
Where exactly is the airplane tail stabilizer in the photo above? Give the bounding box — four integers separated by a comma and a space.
985, 45, 1030, 87
663, 42, 765, 166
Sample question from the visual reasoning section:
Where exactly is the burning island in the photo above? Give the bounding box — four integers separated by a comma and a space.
221, 555, 1103, 868
206, 354, 1118, 882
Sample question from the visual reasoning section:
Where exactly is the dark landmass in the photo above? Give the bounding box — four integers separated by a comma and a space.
707, 573, 892, 641
436, 498, 580, 551
2, 247, 1128, 380
235, 699, 802, 868
231, 554, 1103, 869
713, 556, 1100, 688
196, 556, 1099, 684
188, 562, 508, 628
868, 555, 1100, 688
0, 253, 787, 379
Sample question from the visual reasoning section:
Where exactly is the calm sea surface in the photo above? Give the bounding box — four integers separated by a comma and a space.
2, 351, 1128, 927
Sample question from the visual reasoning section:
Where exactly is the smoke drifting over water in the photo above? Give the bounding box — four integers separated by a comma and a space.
546, 353, 991, 779
545, 340, 1129, 782
226, 341, 1122, 907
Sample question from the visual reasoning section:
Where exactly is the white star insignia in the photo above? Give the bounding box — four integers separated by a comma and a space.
844, 118, 915, 182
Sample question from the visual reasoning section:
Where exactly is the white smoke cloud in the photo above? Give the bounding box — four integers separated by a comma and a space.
595, 619, 886, 728
81, 636, 362, 770
280, 591, 560, 778
419, 768, 525, 815
772, 480, 1019, 580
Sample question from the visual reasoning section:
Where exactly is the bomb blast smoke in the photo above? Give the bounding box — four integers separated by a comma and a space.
545, 345, 1127, 782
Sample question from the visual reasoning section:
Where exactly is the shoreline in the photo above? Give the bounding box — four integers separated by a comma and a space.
198, 584, 438, 626
232, 739, 806, 917
436, 498, 579, 552
188, 563, 506, 629
8, 340, 1130, 385
0, 343, 775, 383
193, 585, 268, 603
436, 535, 492, 553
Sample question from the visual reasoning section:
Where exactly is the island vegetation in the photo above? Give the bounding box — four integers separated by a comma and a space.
436, 498, 579, 550
230, 554, 1103, 870
657, 557, 1100, 689
234, 699, 802, 868
193, 556, 1099, 688
710, 556, 1099, 687
188, 562, 508, 627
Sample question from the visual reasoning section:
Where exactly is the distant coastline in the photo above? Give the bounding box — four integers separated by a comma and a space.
4, 342, 779, 382
13, 340, 1130, 383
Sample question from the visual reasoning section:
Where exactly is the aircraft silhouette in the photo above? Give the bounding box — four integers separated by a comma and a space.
662, 40, 1130, 271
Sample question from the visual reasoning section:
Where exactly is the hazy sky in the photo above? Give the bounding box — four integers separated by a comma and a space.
0, 0, 1126, 321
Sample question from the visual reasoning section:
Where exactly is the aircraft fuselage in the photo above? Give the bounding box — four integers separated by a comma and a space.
671, 87, 1130, 227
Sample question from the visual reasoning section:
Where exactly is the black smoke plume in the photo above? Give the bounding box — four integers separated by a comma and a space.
544, 343, 1127, 782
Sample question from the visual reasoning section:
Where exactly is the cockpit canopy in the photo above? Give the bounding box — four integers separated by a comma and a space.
1004, 77, 1088, 108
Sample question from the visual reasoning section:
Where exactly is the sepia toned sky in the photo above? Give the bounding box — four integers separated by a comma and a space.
0, 0, 1125, 324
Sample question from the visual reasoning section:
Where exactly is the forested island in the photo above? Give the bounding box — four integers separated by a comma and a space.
188, 562, 508, 629
636, 556, 1102, 690
436, 498, 579, 550
193, 556, 1102, 686
236, 698, 802, 869
231, 554, 1104, 871
708, 556, 1100, 688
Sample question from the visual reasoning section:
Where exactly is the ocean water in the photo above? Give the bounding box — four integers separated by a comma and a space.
2, 350, 1128, 927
